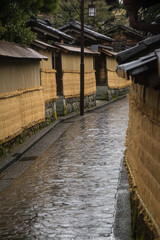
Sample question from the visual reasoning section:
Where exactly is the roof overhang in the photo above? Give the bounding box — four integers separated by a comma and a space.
59, 20, 113, 43
28, 17, 75, 43
0, 41, 48, 60
32, 39, 58, 50
155, 49, 160, 77
116, 34, 160, 64
105, 24, 144, 40
54, 43, 100, 55
100, 48, 117, 57
116, 51, 160, 87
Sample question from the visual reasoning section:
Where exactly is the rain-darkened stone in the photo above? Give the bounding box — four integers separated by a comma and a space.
0, 98, 129, 239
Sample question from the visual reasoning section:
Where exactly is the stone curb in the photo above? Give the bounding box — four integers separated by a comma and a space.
0, 95, 126, 174
113, 159, 131, 240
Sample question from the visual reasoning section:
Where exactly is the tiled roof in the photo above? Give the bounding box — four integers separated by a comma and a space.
105, 24, 144, 39
27, 17, 74, 42
116, 48, 160, 88
117, 52, 156, 79
116, 34, 160, 64
59, 19, 113, 42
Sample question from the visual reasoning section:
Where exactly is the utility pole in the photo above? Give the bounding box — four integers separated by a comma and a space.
80, 0, 84, 116
80, 0, 96, 115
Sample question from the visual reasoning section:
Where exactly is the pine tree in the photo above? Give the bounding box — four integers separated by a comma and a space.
53, 0, 120, 32
0, 0, 59, 44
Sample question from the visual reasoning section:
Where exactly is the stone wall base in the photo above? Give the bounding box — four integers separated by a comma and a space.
96, 86, 112, 100
56, 94, 96, 116
108, 86, 130, 99
96, 85, 130, 100
45, 101, 57, 124
0, 121, 48, 159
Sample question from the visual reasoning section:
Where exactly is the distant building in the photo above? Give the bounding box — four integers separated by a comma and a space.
59, 19, 113, 46
60, 19, 131, 100
92, 45, 131, 100
27, 17, 100, 115
52, 43, 99, 115
105, 24, 144, 52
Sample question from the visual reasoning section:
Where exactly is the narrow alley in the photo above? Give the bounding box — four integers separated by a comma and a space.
0, 98, 130, 240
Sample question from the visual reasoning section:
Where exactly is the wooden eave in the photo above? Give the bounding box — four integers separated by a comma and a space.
106, 25, 143, 40
116, 51, 160, 87
32, 27, 60, 40
0, 41, 48, 60
60, 21, 113, 42
116, 34, 160, 64
32, 40, 58, 51
53, 43, 99, 55
100, 49, 117, 57
27, 17, 75, 43
63, 27, 97, 41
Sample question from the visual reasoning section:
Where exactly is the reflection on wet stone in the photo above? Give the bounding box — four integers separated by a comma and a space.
0, 98, 129, 239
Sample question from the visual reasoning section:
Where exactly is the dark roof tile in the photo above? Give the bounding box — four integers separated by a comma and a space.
59, 19, 113, 42
117, 52, 156, 79
105, 24, 144, 39
27, 17, 74, 42
116, 34, 160, 64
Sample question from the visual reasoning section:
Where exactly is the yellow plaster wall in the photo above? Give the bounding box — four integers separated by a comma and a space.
0, 60, 40, 93
62, 53, 93, 71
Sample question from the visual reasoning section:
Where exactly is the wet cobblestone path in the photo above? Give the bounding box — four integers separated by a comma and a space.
0, 98, 129, 240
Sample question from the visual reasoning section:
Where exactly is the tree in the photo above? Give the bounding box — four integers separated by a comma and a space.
111, 2, 129, 27
0, 3, 35, 45
54, 0, 113, 31
53, 0, 80, 27
138, 4, 160, 24
53, 0, 127, 33
0, 0, 59, 45
85, 0, 115, 33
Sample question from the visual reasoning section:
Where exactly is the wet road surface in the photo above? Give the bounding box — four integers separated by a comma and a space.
0, 98, 129, 240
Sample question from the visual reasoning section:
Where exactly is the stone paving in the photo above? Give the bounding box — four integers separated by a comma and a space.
0, 98, 129, 240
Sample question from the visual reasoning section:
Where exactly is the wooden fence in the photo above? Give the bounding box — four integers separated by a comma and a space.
125, 84, 160, 238
41, 68, 57, 102
0, 87, 45, 144
107, 56, 131, 89
62, 70, 96, 98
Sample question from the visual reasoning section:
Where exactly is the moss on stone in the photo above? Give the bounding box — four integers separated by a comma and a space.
130, 193, 155, 240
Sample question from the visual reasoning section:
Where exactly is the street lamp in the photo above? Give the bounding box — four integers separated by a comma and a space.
88, 1, 96, 17
80, 0, 96, 116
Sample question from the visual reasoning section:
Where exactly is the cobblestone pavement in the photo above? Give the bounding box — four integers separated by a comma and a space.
0, 98, 129, 240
